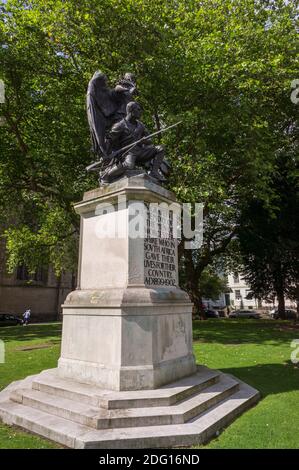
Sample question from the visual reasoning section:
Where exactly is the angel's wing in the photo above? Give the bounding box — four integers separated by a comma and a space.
86, 71, 137, 164
86, 71, 118, 157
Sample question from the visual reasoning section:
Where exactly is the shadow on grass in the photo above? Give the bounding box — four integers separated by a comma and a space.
0, 323, 62, 343
217, 362, 299, 398
1, 321, 298, 399
193, 319, 298, 346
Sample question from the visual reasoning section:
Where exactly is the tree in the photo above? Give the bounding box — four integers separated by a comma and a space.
199, 269, 228, 303
0, 0, 298, 303
179, 260, 228, 317
238, 149, 299, 319
0, 0, 174, 274
168, 0, 298, 315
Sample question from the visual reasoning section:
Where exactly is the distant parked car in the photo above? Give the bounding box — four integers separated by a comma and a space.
205, 309, 220, 318
0, 313, 23, 327
229, 310, 260, 319
270, 309, 297, 320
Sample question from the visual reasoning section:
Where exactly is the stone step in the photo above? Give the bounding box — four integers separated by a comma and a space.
32, 366, 220, 409
0, 380, 260, 448
77, 381, 260, 449
0, 399, 91, 448
11, 375, 239, 430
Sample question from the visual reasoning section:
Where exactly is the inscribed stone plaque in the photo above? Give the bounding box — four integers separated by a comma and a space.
144, 205, 178, 287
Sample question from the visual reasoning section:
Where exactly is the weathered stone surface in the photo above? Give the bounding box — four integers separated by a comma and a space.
12, 374, 239, 429
32, 366, 220, 409
0, 368, 260, 448
58, 175, 196, 390
0, 176, 261, 447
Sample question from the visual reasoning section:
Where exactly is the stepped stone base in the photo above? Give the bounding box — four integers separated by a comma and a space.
0, 366, 260, 448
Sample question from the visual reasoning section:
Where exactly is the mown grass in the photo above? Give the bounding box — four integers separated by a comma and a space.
0, 320, 298, 448
0, 323, 62, 448
193, 319, 299, 448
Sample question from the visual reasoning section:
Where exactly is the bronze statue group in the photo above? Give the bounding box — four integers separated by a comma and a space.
86, 71, 173, 185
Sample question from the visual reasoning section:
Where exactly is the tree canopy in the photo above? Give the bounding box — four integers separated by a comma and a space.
0, 1, 298, 305
238, 147, 299, 317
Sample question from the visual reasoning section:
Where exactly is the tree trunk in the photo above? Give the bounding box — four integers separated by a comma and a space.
295, 285, 299, 324
55, 274, 62, 321
183, 250, 206, 319
274, 264, 286, 320
276, 287, 286, 320
189, 283, 206, 320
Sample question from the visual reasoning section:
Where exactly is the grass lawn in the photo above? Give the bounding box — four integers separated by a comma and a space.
193, 319, 299, 449
0, 323, 62, 448
0, 319, 298, 449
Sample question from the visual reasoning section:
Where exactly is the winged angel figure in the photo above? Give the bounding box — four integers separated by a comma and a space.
86, 71, 171, 185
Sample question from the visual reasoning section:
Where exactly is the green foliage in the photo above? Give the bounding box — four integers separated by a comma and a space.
3, 205, 78, 275
0, 0, 298, 278
238, 150, 299, 313
199, 267, 228, 301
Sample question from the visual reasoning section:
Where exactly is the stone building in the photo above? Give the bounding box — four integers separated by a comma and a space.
227, 272, 296, 310
0, 238, 74, 321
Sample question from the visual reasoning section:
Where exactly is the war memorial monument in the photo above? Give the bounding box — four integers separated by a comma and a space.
0, 72, 259, 448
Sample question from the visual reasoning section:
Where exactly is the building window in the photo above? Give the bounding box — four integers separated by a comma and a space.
16, 264, 47, 283
245, 289, 252, 299
235, 290, 241, 300
16, 264, 30, 281
233, 273, 239, 283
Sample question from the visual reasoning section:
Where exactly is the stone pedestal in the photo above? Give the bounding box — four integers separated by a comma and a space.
58, 175, 196, 390
0, 174, 260, 448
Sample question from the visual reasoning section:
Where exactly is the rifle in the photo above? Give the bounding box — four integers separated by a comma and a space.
86, 121, 182, 173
